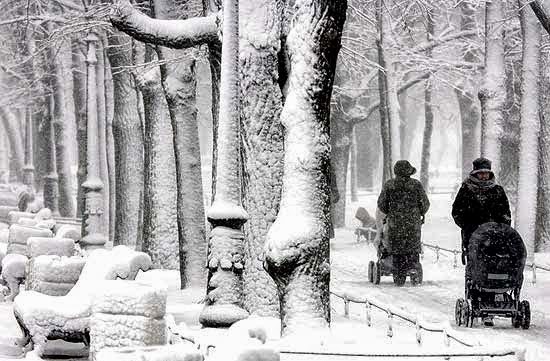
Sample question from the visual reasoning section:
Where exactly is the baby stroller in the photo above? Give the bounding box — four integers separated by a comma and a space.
368, 210, 423, 286
455, 222, 530, 329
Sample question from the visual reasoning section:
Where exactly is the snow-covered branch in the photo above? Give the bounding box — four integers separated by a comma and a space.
349, 72, 429, 126
110, 0, 220, 49
410, 29, 478, 54
530, 0, 550, 35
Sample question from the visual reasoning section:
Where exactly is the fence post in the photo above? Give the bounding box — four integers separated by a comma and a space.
415, 320, 422, 345
532, 264, 537, 285
344, 297, 349, 318
453, 250, 458, 268
435, 246, 440, 262
387, 311, 393, 338
365, 300, 372, 327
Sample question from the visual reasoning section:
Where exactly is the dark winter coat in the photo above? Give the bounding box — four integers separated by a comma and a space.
452, 172, 511, 251
377, 162, 430, 255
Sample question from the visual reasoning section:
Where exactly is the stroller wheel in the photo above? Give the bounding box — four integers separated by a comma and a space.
520, 300, 531, 330
393, 272, 406, 286
368, 261, 374, 283
373, 262, 381, 284
455, 299, 464, 326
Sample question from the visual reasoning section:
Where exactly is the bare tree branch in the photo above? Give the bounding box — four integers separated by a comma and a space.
530, 0, 550, 35
109, 0, 219, 49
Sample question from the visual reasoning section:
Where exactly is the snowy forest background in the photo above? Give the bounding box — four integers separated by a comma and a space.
1, 0, 550, 297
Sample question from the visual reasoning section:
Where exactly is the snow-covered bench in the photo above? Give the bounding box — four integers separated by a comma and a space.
13, 246, 152, 355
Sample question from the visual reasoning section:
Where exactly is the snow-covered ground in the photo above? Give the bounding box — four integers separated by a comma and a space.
0, 192, 548, 360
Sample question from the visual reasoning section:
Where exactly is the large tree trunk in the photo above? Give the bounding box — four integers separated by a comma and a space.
350, 127, 358, 202
139, 67, 179, 268
0, 108, 24, 181
536, 52, 550, 253
0, 121, 7, 183
73, 39, 87, 217
356, 120, 380, 190
420, 8, 435, 190
479, 1, 506, 175
107, 31, 144, 247
239, 0, 284, 317
264, 0, 346, 336
42, 94, 60, 216
152, 0, 207, 287
200, 0, 249, 327
330, 111, 352, 228
50, 33, 76, 217
516, 1, 541, 258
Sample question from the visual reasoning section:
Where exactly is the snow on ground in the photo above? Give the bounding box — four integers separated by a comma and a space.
0, 191, 548, 360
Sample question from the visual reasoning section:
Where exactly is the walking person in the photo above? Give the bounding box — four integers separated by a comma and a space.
377, 160, 430, 286
452, 157, 512, 326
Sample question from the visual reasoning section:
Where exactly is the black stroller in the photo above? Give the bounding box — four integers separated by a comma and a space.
455, 222, 530, 329
368, 218, 423, 286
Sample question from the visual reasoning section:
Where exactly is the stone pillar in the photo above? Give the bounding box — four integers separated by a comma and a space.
81, 33, 107, 251
22, 110, 35, 187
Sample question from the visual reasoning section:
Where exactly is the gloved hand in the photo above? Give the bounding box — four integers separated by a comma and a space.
461, 249, 467, 265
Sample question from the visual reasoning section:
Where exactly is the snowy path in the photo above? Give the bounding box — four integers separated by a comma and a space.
331, 228, 550, 361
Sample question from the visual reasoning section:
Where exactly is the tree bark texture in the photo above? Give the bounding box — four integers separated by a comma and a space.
107, 30, 144, 248
356, 120, 380, 190
264, 0, 347, 336
239, 0, 284, 317
0, 108, 24, 181
479, 1, 506, 175
139, 68, 179, 268
104, 44, 117, 246
73, 39, 87, 217
153, 0, 207, 287
42, 94, 60, 216
420, 9, 435, 191
0, 121, 7, 183
349, 127, 358, 202
330, 106, 352, 228
455, 2, 481, 180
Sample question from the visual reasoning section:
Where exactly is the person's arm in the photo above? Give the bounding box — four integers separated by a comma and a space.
377, 183, 390, 215
496, 186, 512, 225
418, 181, 430, 216
451, 184, 468, 229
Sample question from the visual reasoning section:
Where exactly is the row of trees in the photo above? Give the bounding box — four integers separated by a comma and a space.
2, 0, 550, 336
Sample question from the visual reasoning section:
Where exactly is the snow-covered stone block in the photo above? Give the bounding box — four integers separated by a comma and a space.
0, 253, 27, 301
18, 217, 37, 227
92, 280, 167, 318
55, 224, 81, 242
7, 211, 36, 226
7, 224, 52, 256
89, 280, 167, 359
34, 208, 52, 221
13, 246, 153, 355
95, 344, 203, 361
35, 219, 56, 231
26, 256, 85, 295
0, 206, 18, 223
27, 237, 75, 258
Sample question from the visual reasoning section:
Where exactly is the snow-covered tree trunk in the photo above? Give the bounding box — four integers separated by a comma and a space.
200, 0, 249, 327
0, 121, 7, 183
479, 0, 506, 175
330, 106, 352, 228
73, 39, 87, 217
264, 0, 346, 336
42, 96, 60, 216
107, 31, 144, 247
239, 0, 284, 317
350, 127, 358, 202
378, 0, 401, 164
516, 0, 541, 258
139, 67, 179, 267
152, 0, 207, 287
537, 54, 550, 253
23, 110, 35, 188
420, 9, 435, 190
356, 121, 380, 190
0, 108, 24, 181
104, 46, 117, 245
50, 33, 76, 217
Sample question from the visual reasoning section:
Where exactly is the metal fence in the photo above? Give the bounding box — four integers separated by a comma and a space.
330, 290, 527, 360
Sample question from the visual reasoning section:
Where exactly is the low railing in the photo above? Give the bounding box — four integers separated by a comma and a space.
331, 290, 527, 360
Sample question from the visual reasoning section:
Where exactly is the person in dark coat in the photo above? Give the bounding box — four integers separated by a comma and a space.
452, 157, 511, 264
377, 161, 430, 284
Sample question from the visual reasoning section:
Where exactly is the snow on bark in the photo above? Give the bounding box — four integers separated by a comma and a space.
73, 39, 87, 217
104, 46, 117, 247
420, 9, 435, 191
264, 0, 346, 336
42, 97, 60, 216
378, 0, 401, 164
330, 109, 352, 228
0, 121, 8, 183
530, 0, 550, 35
110, 0, 219, 50
239, 0, 284, 317
516, 1, 541, 259
200, 0, 249, 328
479, 1, 506, 175
138, 67, 179, 270
153, 0, 208, 289
107, 31, 144, 248
0, 107, 24, 181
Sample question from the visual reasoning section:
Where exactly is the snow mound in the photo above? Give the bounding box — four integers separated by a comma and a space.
7, 224, 52, 256
27, 237, 75, 258
95, 344, 202, 361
